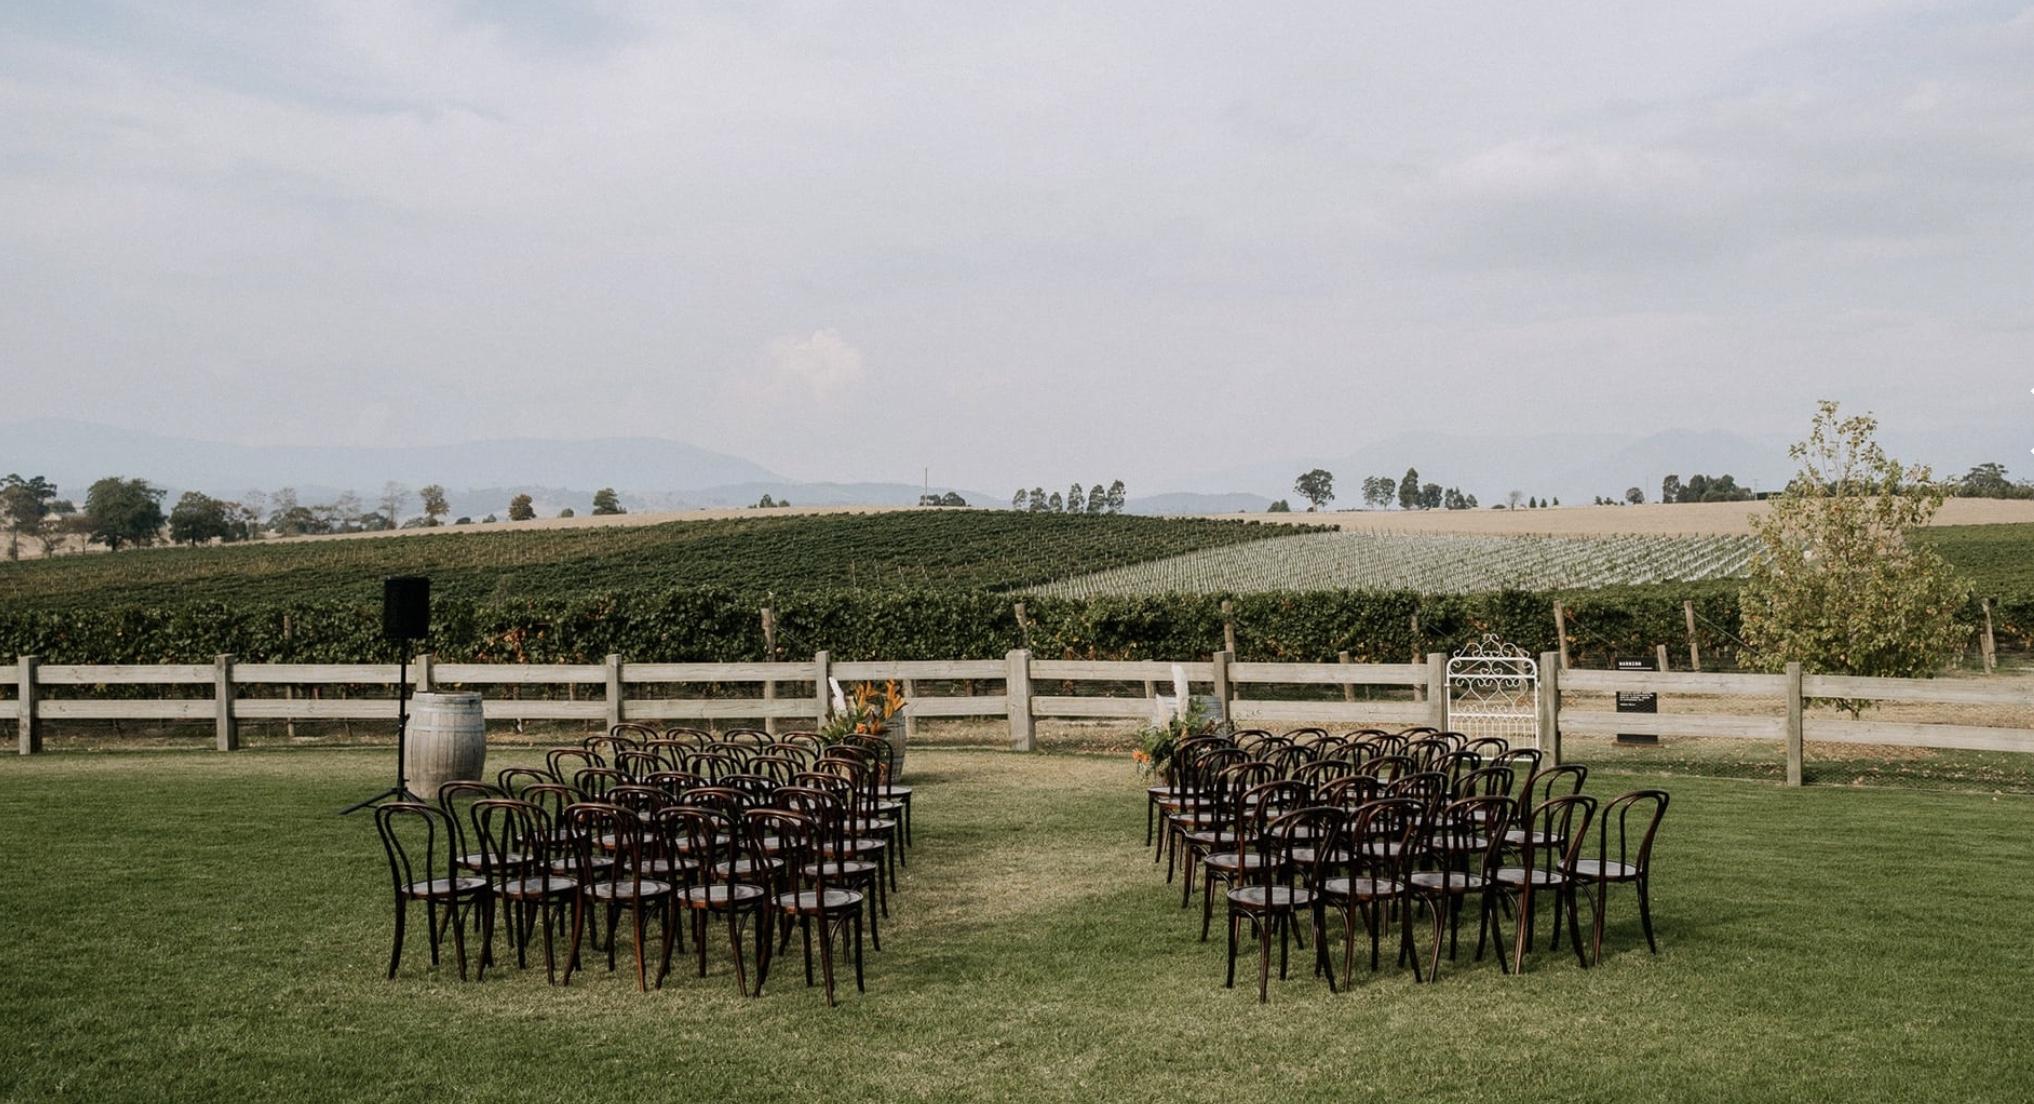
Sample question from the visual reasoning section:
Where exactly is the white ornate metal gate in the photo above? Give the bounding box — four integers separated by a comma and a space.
1445, 635, 1540, 747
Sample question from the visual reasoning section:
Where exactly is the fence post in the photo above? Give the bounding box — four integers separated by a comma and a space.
1426, 652, 1448, 730
1538, 653, 1562, 765
1211, 649, 1234, 727
902, 678, 918, 746
813, 650, 832, 728
604, 653, 624, 731
214, 654, 238, 751
761, 607, 779, 734
1655, 643, 1670, 674
1013, 602, 1032, 651
1338, 650, 1355, 702
1684, 600, 1702, 671
18, 655, 40, 755
1981, 599, 1997, 674
1006, 649, 1034, 751
415, 652, 435, 693
1785, 661, 1804, 787
1220, 600, 1239, 657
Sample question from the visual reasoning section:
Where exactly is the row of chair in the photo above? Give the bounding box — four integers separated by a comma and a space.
372, 728, 913, 1005
1150, 726, 1667, 1001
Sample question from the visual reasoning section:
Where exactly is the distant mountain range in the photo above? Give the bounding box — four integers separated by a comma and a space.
3, 416, 2020, 519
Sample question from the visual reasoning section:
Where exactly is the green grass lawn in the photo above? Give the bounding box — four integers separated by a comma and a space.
2, 748, 2030, 1103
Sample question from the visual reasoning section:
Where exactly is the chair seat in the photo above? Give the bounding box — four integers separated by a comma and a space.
880, 785, 913, 799
1184, 828, 1241, 847
715, 858, 785, 879
1409, 870, 1492, 894
549, 855, 612, 876
1503, 829, 1566, 848
589, 878, 674, 901
494, 874, 577, 898
1319, 876, 1402, 901
683, 883, 767, 907
1429, 832, 1491, 853
775, 888, 863, 914
1228, 885, 1314, 911
1203, 852, 1274, 873
1287, 846, 1351, 866
801, 860, 878, 880
402, 876, 486, 900
1494, 867, 1568, 888
1572, 859, 1639, 881
457, 850, 526, 870
631, 856, 699, 878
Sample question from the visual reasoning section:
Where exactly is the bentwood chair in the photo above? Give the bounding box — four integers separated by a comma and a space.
374, 801, 487, 980
1496, 794, 1596, 973
1319, 797, 1427, 982
1226, 805, 1346, 1002
472, 797, 577, 983
749, 808, 866, 1006
495, 767, 552, 798
655, 805, 767, 995
1410, 794, 1514, 978
1198, 777, 1306, 941
1148, 734, 1230, 853
777, 784, 886, 950
545, 748, 603, 783
561, 802, 676, 992
1576, 789, 1669, 963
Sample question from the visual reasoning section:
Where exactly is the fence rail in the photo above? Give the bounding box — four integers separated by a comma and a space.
11, 651, 2034, 785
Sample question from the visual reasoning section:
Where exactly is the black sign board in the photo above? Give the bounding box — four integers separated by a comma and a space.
1615, 656, 1658, 745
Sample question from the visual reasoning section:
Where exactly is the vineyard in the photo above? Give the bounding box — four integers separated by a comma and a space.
1030, 532, 1760, 598
0, 511, 1317, 612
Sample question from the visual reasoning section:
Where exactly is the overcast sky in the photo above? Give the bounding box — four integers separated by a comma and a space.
3, 1, 2029, 493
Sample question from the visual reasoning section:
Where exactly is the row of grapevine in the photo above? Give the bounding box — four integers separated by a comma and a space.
1031, 532, 1761, 598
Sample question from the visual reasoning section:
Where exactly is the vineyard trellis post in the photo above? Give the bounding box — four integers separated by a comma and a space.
1553, 601, 1572, 670
1981, 599, 1997, 673
1684, 600, 1701, 671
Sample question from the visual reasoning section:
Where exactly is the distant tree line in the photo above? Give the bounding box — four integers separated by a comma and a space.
1947, 462, 2034, 500
1012, 481, 1125, 514
0, 473, 646, 555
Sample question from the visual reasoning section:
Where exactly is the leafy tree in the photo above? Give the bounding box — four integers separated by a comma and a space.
1661, 474, 1682, 504
454, 516, 472, 525
1105, 480, 1126, 513
1683, 474, 1710, 502
939, 491, 967, 507
482, 514, 498, 523
1293, 469, 1335, 512
418, 484, 450, 526
1551, 497, 1560, 506
1505, 489, 1523, 510
1012, 489, 1026, 510
167, 492, 234, 545
84, 477, 166, 550
507, 493, 536, 520
1048, 491, 1064, 512
558, 507, 575, 518
1625, 487, 1645, 505
1087, 484, 1107, 515
1464, 493, 1478, 508
1359, 476, 1388, 510
1393, 469, 1417, 511
592, 487, 625, 515
1266, 499, 1291, 512
1028, 487, 1048, 512
0, 474, 58, 560
357, 511, 392, 531
379, 482, 409, 525
1067, 484, 1085, 514
1419, 482, 1442, 510
1739, 402, 1970, 704
1949, 461, 2034, 499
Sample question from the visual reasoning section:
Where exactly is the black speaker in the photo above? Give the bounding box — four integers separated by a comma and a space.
382, 576, 431, 642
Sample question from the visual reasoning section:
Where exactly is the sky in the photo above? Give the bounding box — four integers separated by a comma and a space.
2, 1, 2029, 494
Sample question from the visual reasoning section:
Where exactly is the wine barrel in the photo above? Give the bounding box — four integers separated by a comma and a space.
405, 691, 486, 801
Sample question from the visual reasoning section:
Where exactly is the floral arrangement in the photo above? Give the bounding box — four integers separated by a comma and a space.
1130, 696, 1210, 778
819, 678, 907, 744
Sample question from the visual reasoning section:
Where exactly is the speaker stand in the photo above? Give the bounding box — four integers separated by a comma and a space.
339, 642, 415, 815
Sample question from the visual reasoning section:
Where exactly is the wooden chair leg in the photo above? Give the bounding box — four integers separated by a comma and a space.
387, 896, 407, 980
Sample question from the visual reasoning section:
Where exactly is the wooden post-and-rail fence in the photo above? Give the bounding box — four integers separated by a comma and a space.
11, 653, 2034, 787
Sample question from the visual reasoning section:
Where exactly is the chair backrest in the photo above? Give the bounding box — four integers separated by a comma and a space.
746, 808, 831, 901
1318, 774, 1384, 811
1350, 796, 1427, 885
1385, 770, 1450, 813
545, 747, 604, 782
1499, 747, 1544, 783
471, 797, 557, 884
653, 805, 737, 887
724, 727, 774, 748
605, 783, 668, 819
1524, 763, 1588, 808
582, 732, 641, 761
519, 783, 578, 834
1405, 737, 1453, 772
1258, 805, 1348, 894
614, 749, 664, 780
605, 722, 661, 746
572, 767, 628, 800
374, 801, 452, 894
1428, 794, 1513, 882
1595, 789, 1669, 876
1436, 750, 1485, 790
719, 773, 781, 806
643, 739, 693, 770
495, 767, 551, 797
1281, 727, 1330, 745
1462, 736, 1511, 760
679, 785, 760, 827
1519, 793, 1598, 878
642, 770, 705, 801
662, 727, 715, 746
1356, 754, 1417, 782
434, 779, 498, 859
684, 751, 743, 782
565, 802, 652, 898
748, 754, 805, 785
1292, 758, 1356, 791
1452, 764, 1515, 801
